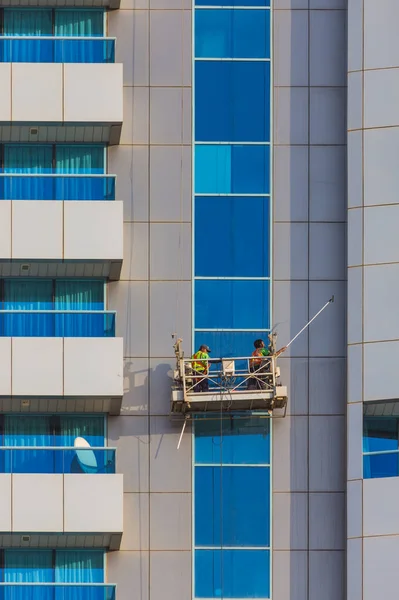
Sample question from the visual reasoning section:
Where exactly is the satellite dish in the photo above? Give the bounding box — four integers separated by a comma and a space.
74, 437, 98, 473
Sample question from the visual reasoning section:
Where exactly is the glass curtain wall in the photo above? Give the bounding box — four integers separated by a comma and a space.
193, 1, 272, 358
194, 417, 271, 598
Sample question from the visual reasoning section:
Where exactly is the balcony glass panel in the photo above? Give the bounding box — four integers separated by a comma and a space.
0, 584, 116, 600
0, 447, 116, 474
0, 37, 115, 63
0, 311, 115, 337
0, 175, 115, 201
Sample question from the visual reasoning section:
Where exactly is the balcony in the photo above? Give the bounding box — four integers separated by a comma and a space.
0, 62, 123, 144
0, 585, 116, 600
0, 174, 123, 279
0, 37, 116, 63
0, 470, 123, 548
0, 324, 123, 414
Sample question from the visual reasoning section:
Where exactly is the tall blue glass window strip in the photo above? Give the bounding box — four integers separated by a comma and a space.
0, 9, 113, 63
193, 3, 272, 357
363, 416, 399, 479
193, 1, 272, 597
194, 417, 271, 598
0, 279, 115, 337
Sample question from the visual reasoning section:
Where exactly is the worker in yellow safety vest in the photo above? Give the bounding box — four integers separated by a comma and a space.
191, 345, 211, 392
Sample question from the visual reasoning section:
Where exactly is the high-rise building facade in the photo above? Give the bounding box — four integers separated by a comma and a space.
5, 0, 397, 598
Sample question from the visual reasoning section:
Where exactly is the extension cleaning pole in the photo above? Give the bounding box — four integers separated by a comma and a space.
284, 295, 335, 350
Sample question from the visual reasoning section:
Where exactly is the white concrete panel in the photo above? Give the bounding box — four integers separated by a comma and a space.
309, 223, 346, 280
364, 477, 399, 536
12, 64, 62, 122
364, 127, 399, 206
274, 146, 309, 222
120, 223, 149, 282
310, 10, 346, 86
109, 10, 149, 87
149, 146, 191, 222
64, 201, 123, 260
309, 357, 345, 415
364, 264, 399, 342
309, 416, 345, 492
274, 10, 308, 86
348, 403, 363, 481
120, 87, 149, 145
364, 68, 399, 129
347, 480, 362, 539
278, 357, 308, 416
274, 87, 309, 145
348, 71, 363, 131
0, 475, 11, 531
364, 536, 399, 600
12, 201, 63, 259
310, 87, 346, 145
273, 416, 308, 492
273, 551, 308, 600
64, 338, 123, 397
348, 131, 363, 208
0, 201, 11, 259
108, 146, 149, 222
0, 64, 11, 120
364, 205, 399, 264
64, 474, 123, 533
347, 538, 362, 600
309, 551, 344, 600
364, 340, 399, 401
348, 208, 363, 267
64, 64, 123, 123
309, 281, 346, 357
348, 267, 362, 345
273, 223, 308, 280
348, 344, 362, 403
309, 146, 346, 222
273, 281, 309, 358
13, 474, 63, 532
309, 493, 345, 549
108, 415, 149, 492
0, 339, 11, 396
348, 0, 363, 72
150, 11, 191, 87
12, 338, 63, 396
364, 0, 399, 70
272, 493, 307, 550
149, 87, 191, 144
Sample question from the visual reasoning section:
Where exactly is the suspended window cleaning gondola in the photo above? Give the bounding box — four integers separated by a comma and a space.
170, 296, 334, 421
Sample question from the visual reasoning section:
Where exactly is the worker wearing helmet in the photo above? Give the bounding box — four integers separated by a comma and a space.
192, 345, 211, 392
249, 339, 286, 389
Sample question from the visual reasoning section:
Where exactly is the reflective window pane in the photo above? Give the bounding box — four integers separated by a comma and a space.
195, 330, 271, 358
195, 550, 270, 598
363, 453, 399, 479
363, 417, 398, 452
195, 466, 270, 546
195, 416, 270, 465
195, 145, 270, 194
195, 10, 270, 59
196, 62, 270, 142
195, 196, 270, 277
196, 0, 270, 7
195, 280, 270, 330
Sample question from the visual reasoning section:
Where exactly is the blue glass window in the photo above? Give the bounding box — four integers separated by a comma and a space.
195, 417, 270, 465
196, 0, 270, 7
195, 466, 270, 546
195, 331, 271, 358
195, 550, 270, 598
195, 280, 270, 330
195, 197, 270, 277
195, 10, 270, 58
196, 62, 270, 142
195, 145, 270, 194
363, 417, 398, 453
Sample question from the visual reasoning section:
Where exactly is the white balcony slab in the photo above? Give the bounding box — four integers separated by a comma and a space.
12, 338, 63, 397
13, 474, 64, 532
0, 201, 123, 281
0, 63, 123, 144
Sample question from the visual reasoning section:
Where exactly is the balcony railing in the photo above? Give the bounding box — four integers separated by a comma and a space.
0, 174, 116, 201
0, 36, 115, 63
0, 447, 116, 474
0, 584, 116, 600
0, 310, 116, 337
